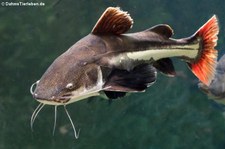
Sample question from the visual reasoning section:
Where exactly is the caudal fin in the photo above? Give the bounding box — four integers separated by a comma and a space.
188, 15, 219, 86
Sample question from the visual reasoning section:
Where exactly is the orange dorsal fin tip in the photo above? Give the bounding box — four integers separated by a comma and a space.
92, 7, 133, 35
189, 15, 219, 86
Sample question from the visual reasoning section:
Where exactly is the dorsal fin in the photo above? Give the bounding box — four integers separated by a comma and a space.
146, 24, 174, 38
92, 7, 133, 35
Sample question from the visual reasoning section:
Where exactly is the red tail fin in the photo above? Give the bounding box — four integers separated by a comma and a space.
188, 15, 219, 86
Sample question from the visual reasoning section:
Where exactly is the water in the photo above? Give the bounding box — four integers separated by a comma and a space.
1, 0, 225, 148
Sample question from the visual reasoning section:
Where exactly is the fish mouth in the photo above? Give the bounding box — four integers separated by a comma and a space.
35, 88, 101, 105
36, 96, 71, 105
34, 92, 73, 106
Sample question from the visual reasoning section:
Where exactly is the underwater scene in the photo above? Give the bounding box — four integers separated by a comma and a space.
1, 0, 225, 148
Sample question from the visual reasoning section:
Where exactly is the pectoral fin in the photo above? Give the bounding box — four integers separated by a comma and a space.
103, 63, 157, 98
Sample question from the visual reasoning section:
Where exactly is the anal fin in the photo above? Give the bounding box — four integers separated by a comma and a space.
153, 58, 176, 77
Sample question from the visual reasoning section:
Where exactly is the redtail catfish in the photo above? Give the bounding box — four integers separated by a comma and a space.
30, 7, 219, 138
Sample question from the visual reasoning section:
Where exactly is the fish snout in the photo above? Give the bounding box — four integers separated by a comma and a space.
30, 80, 55, 101
32, 88, 57, 101
32, 93, 48, 100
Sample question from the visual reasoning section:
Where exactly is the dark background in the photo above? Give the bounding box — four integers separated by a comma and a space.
1, 0, 225, 148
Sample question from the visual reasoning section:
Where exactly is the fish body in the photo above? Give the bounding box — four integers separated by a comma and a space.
31, 7, 219, 106
79, 32, 198, 69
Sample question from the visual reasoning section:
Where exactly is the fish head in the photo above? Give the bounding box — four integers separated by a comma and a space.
31, 49, 103, 105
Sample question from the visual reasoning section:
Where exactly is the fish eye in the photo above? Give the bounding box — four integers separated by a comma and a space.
66, 83, 74, 89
